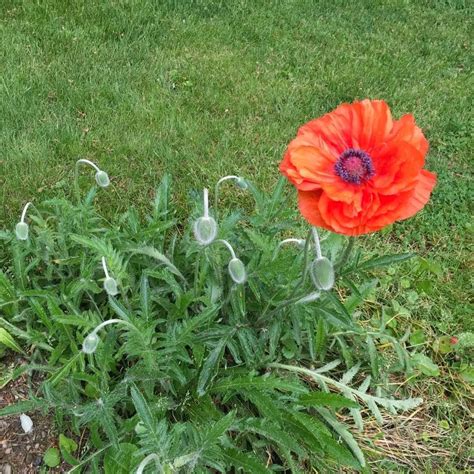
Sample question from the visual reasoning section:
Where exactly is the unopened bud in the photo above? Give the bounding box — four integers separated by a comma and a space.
15, 222, 29, 240
95, 170, 110, 188
193, 216, 217, 245
104, 277, 119, 296
82, 333, 99, 354
228, 258, 247, 284
236, 177, 248, 189
310, 257, 335, 291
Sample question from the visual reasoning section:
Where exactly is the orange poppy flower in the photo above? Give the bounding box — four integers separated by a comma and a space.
280, 99, 436, 235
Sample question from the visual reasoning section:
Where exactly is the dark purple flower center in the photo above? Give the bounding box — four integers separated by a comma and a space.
334, 148, 375, 185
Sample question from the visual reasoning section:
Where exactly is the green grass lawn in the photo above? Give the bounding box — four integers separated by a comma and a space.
1, 0, 471, 330
0, 0, 472, 469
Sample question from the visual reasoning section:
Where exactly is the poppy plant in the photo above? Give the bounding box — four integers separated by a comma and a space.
280, 99, 436, 235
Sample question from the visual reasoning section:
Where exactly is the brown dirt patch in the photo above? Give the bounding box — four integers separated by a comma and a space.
0, 355, 73, 473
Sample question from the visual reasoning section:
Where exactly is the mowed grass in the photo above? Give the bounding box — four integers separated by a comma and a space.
0, 1, 472, 467
1, 0, 471, 331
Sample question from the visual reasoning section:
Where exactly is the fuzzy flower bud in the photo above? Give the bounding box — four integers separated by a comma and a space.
82, 332, 100, 354
103, 277, 119, 296
101, 257, 119, 296
75, 159, 110, 195
193, 216, 218, 245
15, 222, 29, 241
194, 188, 217, 245
310, 257, 335, 291
228, 257, 247, 284
309, 227, 335, 291
15, 202, 33, 241
235, 177, 248, 189
95, 170, 110, 188
82, 319, 135, 354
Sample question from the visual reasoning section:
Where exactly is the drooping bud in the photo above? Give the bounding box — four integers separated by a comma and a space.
228, 257, 247, 284
103, 277, 119, 296
16, 202, 33, 241
310, 257, 335, 291
15, 222, 29, 241
101, 257, 119, 296
236, 177, 248, 189
82, 333, 100, 354
308, 227, 335, 291
193, 216, 217, 245
194, 188, 217, 245
82, 319, 135, 355
95, 170, 110, 188
211, 239, 247, 285
75, 159, 110, 197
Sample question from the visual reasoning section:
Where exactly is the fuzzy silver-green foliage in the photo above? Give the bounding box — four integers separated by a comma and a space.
0, 176, 422, 472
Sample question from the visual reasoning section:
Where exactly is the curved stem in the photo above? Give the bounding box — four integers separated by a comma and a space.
136, 453, 163, 474
75, 159, 101, 203
101, 257, 110, 279
91, 318, 135, 337
76, 159, 101, 173
256, 229, 313, 325
291, 228, 313, 294
272, 238, 306, 261
193, 248, 204, 297
214, 175, 239, 211
312, 227, 322, 260
20, 202, 32, 223
213, 239, 237, 259
203, 188, 210, 218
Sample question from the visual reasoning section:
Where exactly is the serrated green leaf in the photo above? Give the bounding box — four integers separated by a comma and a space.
211, 374, 306, 394
366, 335, 379, 379
222, 448, 270, 473
0, 328, 24, 354
291, 411, 359, 468
340, 362, 361, 385
315, 407, 365, 467
128, 246, 186, 282
104, 443, 138, 474
299, 391, 359, 409
357, 253, 414, 271
131, 385, 155, 432
411, 353, 440, 377
0, 400, 40, 417
197, 338, 227, 396
243, 417, 306, 458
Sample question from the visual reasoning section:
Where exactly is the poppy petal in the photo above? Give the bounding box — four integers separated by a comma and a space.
396, 170, 437, 221
298, 103, 354, 154
372, 140, 425, 194
389, 114, 429, 155
352, 100, 393, 151
281, 137, 338, 191
297, 190, 328, 229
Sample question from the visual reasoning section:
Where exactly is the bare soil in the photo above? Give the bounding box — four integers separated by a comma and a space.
0, 355, 70, 474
